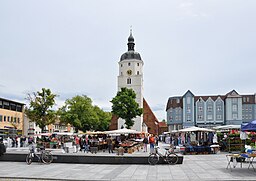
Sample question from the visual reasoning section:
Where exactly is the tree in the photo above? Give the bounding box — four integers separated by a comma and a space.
93, 106, 112, 131
25, 88, 57, 132
58, 95, 99, 133
110, 87, 143, 129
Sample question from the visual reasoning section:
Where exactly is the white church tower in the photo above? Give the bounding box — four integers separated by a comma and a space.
117, 30, 144, 131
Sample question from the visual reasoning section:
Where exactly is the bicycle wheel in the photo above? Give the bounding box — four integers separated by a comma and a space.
26, 153, 33, 165
41, 151, 53, 164
148, 153, 159, 165
166, 153, 179, 165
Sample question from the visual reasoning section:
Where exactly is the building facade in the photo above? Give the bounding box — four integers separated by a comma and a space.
109, 31, 159, 135
166, 90, 256, 131
0, 98, 25, 137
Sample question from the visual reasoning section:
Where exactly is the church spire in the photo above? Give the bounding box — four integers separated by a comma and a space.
127, 28, 135, 51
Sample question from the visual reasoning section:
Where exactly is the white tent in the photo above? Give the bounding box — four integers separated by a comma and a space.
178, 126, 215, 132
105, 128, 140, 134
213, 125, 240, 130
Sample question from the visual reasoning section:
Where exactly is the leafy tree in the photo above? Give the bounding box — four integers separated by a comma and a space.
58, 95, 99, 133
110, 87, 143, 129
93, 106, 112, 131
25, 88, 57, 132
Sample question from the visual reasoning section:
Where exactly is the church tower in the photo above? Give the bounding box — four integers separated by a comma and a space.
117, 30, 144, 131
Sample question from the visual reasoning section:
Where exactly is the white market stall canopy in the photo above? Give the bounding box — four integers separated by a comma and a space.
213, 125, 240, 130
105, 128, 141, 135
178, 126, 215, 132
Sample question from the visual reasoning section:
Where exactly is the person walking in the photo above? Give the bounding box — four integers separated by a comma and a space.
106, 136, 113, 153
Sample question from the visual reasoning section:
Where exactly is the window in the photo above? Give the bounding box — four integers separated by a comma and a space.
170, 108, 173, 113
0, 101, 2, 108
249, 114, 252, 119
7, 116, 10, 122
207, 115, 213, 120
187, 115, 191, 122
17, 118, 20, 123
232, 98, 237, 103
4, 116, 6, 122
207, 106, 212, 112
199, 106, 203, 112
127, 78, 131, 84
120, 72, 123, 75
14, 117, 16, 123
217, 106, 222, 111
198, 115, 203, 120
0, 115, 2, 122
128, 62, 131, 66
187, 97, 191, 104
16, 105, 22, 112
249, 106, 252, 111
3, 101, 10, 109
247, 97, 250, 102
137, 63, 139, 66
187, 107, 191, 113
10, 103, 16, 111
243, 97, 246, 102
137, 71, 139, 75
232, 105, 237, 112
11, 117, 13, 122
233, 114, 238, 119
169, 116, 173, 121
217, 115, 222, 120
175, 116, 178, 121
176, 99, 180, 103
121, 64, 123, 67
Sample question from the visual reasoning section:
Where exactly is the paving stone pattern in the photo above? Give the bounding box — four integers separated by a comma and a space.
1, 154, 256, 181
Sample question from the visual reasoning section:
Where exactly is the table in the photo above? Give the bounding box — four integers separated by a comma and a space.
226, 154, 256, 171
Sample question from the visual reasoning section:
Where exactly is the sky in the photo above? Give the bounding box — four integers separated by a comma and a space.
1, 0, 256, 121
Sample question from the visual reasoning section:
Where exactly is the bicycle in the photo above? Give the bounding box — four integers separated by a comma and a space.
148, 146, 179, 165
26, 144, 53, 165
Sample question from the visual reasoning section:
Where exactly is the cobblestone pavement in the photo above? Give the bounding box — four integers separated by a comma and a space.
1, 153, 256, 181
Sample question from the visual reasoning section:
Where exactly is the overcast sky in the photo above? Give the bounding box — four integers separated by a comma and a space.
1, 0, 256, 121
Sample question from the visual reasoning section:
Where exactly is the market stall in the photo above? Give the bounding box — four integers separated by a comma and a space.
178, 126, 216, 154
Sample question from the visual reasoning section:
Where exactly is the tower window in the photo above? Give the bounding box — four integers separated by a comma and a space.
137, 63, 139, 66
127, 78, 131, 84
128, 62, 131, 66
137, 71, 139, 75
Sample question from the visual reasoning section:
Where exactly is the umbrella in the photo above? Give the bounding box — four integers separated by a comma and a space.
241, 120, 256, 132
178, 126, 215, 132
105, 128, 140, 134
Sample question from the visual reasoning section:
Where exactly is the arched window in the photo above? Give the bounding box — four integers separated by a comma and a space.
127, 78, 131, 84
137, 71, 139, 75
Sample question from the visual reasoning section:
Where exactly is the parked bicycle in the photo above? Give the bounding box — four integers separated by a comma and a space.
26, 144, 53, 165
148, 145, 179, 165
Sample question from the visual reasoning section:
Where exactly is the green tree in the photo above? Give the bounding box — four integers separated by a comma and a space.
110, 87, 143, 129
25, 88, 57, 132
58, 95, 99, 133
93, 106, 112, 131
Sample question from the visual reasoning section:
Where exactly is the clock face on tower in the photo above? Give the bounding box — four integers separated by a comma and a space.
127, 70, 132, 76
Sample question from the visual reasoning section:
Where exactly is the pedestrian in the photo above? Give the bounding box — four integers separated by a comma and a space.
142, 135, 148, 152
149, 134, 155, 153
106, 136, 113, 153
83, 135, 90, 153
